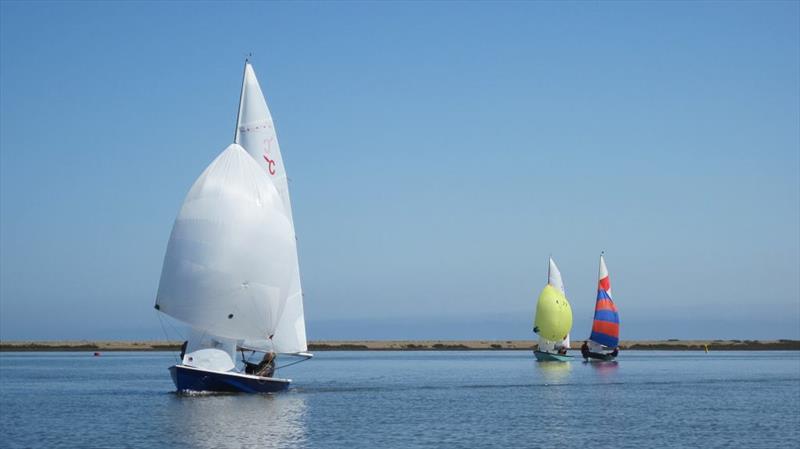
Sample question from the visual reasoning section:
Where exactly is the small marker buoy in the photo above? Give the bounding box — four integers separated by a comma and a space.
93, 352, 101, 357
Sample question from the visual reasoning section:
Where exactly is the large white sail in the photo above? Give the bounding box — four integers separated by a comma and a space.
155, 144, 296, 343
234, 61, 307, 354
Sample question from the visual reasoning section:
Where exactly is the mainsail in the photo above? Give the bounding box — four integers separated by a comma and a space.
233, 61, 307, 354
589, 254, 619, 348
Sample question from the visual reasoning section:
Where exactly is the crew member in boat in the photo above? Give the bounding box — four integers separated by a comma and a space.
245, 351, 276, 377
581, 341, 590, 359
179, 340, 188, 362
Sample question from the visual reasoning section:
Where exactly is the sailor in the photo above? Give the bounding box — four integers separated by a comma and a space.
581, 341, 590, 360
179, 340, 188, 362
245, 351, 276, 377
257, 351, 276, 377
610, 347, 619, 357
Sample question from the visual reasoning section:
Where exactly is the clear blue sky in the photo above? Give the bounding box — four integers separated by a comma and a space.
1, 1, 798, 341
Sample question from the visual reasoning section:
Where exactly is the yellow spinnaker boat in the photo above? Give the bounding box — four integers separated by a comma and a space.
535, 284, 573, 342
533, 257, 573, 361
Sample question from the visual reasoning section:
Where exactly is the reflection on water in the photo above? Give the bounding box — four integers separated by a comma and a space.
537, 361, 571, 384
166, 392, 307, 448
587, 360, 619, 380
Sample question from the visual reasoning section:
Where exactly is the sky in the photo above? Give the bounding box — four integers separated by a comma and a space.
1, 1, 798, 341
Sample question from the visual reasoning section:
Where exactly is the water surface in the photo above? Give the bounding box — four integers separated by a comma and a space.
1, 351, 798, 448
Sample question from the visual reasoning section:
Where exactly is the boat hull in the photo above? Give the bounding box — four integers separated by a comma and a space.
534, 350, 573, 362
169, 365, 290, 393
584, 352, 617, 362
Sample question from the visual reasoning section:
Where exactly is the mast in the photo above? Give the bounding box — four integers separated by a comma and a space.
233, 56, 250, 144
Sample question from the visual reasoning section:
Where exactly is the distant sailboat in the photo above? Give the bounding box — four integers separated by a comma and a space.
533, 257, 574, 362
580, 253, 619, 362
154, 60, 311, 393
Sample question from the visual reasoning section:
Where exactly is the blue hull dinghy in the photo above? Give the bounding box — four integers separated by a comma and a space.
169, 365, 290, 394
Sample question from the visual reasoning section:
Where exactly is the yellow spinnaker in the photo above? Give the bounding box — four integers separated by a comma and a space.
534, 284, 573, 341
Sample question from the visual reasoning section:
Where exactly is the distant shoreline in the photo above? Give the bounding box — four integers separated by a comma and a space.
1, 339, 798, 352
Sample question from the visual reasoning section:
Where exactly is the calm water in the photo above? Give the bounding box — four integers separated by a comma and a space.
1, 351, 798, 448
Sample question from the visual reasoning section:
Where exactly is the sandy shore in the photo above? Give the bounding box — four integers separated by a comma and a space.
1, 339, 797, 351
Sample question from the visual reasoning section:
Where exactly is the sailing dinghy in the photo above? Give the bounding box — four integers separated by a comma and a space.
155, 61, 311, 393
581, 253, 620, 362
533, 257, 574, 362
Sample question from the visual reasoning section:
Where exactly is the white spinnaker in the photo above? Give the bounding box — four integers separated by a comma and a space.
155, 144, 296, 342
234, 62, 307, 354
547, 257, 570, 349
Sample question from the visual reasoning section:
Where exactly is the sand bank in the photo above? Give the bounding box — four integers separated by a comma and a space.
1, 339, 797, 352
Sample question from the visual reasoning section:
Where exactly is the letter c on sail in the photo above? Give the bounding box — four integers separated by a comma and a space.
263, 154, 276, 175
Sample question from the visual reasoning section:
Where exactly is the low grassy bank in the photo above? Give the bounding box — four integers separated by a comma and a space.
1, 339, 798, 352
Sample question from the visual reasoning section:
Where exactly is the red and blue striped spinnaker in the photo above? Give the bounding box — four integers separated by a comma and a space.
589, 255, 619, 348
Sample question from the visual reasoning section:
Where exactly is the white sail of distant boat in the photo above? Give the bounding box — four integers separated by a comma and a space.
234, 61, 307, 355
154, 60, 310, 393
547, 257, 570, 350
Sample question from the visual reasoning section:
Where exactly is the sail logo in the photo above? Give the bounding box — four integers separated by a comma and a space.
263, 155, 276, 175
262, 136, 276, 175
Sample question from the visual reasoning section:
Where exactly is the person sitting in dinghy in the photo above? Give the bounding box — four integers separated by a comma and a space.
581, 341, 590, 360
245, 351, 276, 377
179, 341, 188, 362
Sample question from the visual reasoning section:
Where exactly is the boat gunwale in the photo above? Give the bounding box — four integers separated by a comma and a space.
170, 364, 292, 383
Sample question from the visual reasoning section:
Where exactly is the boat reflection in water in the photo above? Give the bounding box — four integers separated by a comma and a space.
166, 393, 307, 448
535, 361, 572, 434
587, 360, 619, 380
537, 360, 572, 385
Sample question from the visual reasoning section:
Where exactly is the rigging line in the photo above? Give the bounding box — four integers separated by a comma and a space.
163, 313, 187, 343
155, 311, 179, 365
276, 356, 311, 370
